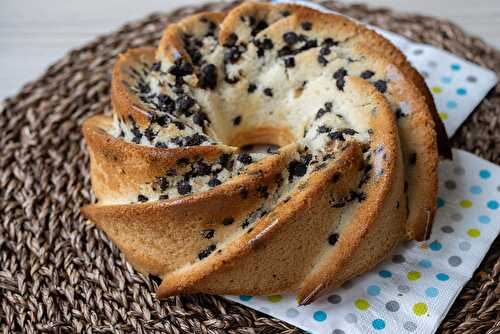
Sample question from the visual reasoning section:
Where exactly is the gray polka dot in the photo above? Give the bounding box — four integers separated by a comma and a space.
428, 60, 438, 68
466, 75, 477, 83
342, 280, 353, 289
497, 185, 500, 192
404, 321, 417, 332
328, 294, 342, 304
449, 256, 462, 267
413, 49, 424, 55
451, 212, 463, 222
332, 330, 345, 334
345, 313, 357, 323
398, 285, 410, 293
445, 180, 456, 190
404, 241, 416, 249
260, 307, 270, 313
421, 71, 429, 78
392, 254, 406, 264
441, 225, 454, 233
386, 300, 400, 312
454, 166, 465, 175
286, 308, 299, 318
459, 241, 471, 251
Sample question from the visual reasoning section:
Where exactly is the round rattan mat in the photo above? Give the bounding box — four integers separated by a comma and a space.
1, 1, 499, 333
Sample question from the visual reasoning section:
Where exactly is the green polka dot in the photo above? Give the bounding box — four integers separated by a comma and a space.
431, 86, 443, 94
467, 228, 480, 238
439, 112, 449, 121
355, 299, 370, 310
460, 200, 472, 208
413, 303, 428, 316
407, 271, 421, 281
267, 295, 283, 303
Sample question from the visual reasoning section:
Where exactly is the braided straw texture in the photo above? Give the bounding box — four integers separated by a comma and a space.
1, 1, 499, 333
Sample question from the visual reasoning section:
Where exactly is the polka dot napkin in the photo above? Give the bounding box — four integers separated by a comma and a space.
224, 1, 499, 333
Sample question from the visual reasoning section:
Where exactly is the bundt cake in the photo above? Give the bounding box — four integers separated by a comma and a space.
81, 1, 446, 304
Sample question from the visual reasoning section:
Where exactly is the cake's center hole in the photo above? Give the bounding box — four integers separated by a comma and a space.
228, 126, 296, 152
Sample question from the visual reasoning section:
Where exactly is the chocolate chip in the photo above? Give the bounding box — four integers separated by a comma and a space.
168, 59, 193, 77
201, 229, 215, 239
288, 160, 307, 180
336, 77, 346, 91
283, 31, 299, 45
328, 233, 339, 246
247, 83, 257, 93
317, 55, 328, 66
193, 112, 207, 127
144, 127, 156, 142
222, 217, 234, 225
342, 128, 358, 136
151, 62, 161, 72
198, 244, 216, 260
237, 152, 253, 164
199, 63, 218, 89
208, 178, 221, 187
176, 95, 195, 113
224, 47, 242, 64
319, 47, 331, 56
328, 131, 345, 141
301, 21, 312, 30
360, 70, 375, 79
233, 115, 242, 126
251, 20, 268, 36
374, 80, 387, 93
176, 157, 189, 165
284, 57, 295, 68
263, 88, 273, 97
317, 125, 331, 133
333, 68, 348, 79
224, 33, 238, 47
322, 38, 337, 47
137, 194, 148, 202
219, 154, 231, 168
157, 94, 175, 113
177, 180, 192, 195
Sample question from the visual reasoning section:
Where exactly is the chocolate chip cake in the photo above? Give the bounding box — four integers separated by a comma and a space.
81, 1, 446, 304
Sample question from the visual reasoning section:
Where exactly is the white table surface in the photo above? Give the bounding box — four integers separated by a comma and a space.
1, 0, 499, 100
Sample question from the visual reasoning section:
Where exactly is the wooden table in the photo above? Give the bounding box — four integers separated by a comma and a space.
1, 0, 499, 100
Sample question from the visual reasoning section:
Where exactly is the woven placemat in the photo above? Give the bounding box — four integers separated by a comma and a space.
1, 1, 499, 333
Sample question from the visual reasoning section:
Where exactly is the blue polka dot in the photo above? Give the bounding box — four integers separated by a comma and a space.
372, 319, 386, 330
367, 285, 381, 296
437, 197, 445, 208
456, 88, 467, 95
239, 295, 252, 301
451, 64, 461, 71
470, 185, 482, 194
429, 241, 442, 251
425, 287, 439, 297
479, 215, 491, 224
313, 311, 327, 322
479, 170, 491, 179
487, 200, 499, 210
379, 270, 392, 278
447, 100, 458, 109
441, 76, 452, 84
419, 259, 432, 268
436, 273, 449, 281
